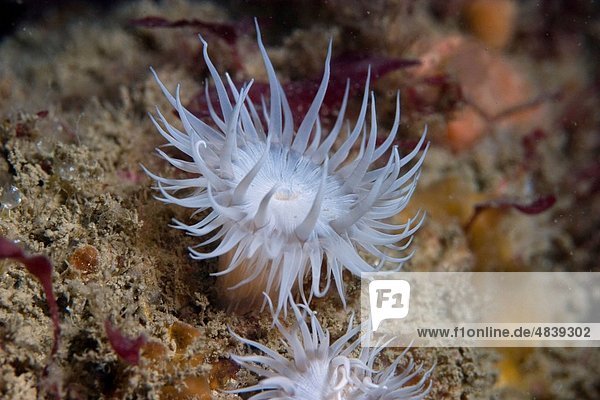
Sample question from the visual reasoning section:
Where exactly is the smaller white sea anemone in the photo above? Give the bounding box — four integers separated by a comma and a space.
229, 301, 433, 400
145, 21, 427, 314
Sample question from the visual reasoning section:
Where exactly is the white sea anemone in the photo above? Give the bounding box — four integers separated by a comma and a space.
145, 21, 428, 314
229, 301, 433, 399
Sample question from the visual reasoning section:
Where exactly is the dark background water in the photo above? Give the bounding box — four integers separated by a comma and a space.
0, 0, 123, 39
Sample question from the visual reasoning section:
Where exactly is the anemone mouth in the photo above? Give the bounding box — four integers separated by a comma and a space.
273, 187, 298, 201
230, 141, 349, 234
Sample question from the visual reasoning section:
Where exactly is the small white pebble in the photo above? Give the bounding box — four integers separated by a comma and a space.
57, 162, 77, 181
0, 185, 22, 210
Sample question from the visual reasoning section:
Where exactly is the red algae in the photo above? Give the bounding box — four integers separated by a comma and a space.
0, 237, 61, 397
104, 320, 147, 366
465, 194, 557, 231
130, 16, 248, 46
0, 237, 60, 358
